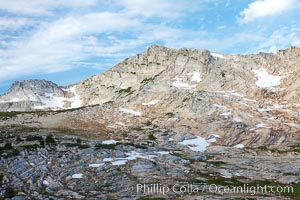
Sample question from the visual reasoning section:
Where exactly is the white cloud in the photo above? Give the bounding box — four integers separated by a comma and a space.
0, 0, 97, 16
0, 11, 143, 81
239, 0, 298, 24
0, 17, 36, 30
119, 0, 187, 18
258, 25, 300, 52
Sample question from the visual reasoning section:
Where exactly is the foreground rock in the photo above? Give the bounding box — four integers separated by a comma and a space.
0, 126, 299, 199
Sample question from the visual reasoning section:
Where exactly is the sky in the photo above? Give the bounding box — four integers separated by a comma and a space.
0, 0, 300, 93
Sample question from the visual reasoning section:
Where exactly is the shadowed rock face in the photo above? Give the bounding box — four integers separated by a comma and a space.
0, 45, 300, 148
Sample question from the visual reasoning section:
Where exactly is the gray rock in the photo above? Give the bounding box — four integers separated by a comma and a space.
12, 196, 25, 200
278, 176, 300, 184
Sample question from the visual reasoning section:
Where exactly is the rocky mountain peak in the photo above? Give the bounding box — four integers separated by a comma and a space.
276, 46, 300, 56
0, 79, 82, 111
7, 79, 64, 96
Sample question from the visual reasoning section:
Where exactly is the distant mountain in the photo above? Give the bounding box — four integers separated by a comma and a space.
0, 79, 81, 111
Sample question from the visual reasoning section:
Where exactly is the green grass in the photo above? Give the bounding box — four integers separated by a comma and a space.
249, 145, 300, 154
78, 144, 90, 149
182, 97, 190, 103
123, 142, 147, 149
95, 143, 117, 150
61, 142, 78, 147
131, 126, 143, 131
0, 104, 99, 119
25, 135, 43, 141
143, 120, 152, 126
140, 72, 162, 86
165, 112, 174, 117
207, 160, 226, 167
20, 144, 40, 151
116, 87, 134, 96
148, 133, 156, 141
0, 147, 20, 158
141, 77, 155, 85
3, 187, 18, 198
0, 111, 23, 118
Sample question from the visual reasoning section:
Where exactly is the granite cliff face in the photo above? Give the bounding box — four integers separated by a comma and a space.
0, 45, 300, 148
75, 45, 300, 106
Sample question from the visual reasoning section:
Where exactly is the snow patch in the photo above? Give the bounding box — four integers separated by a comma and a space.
253, 69, 284, 88
89, 163, 104, 168
33, 85, 82, 110
120, 83, 128, 89
172, 80, 196, 90
179, 136, 210, 152
120, 108, 141, 116
116, 122, 125, 126
142, 100, 160, 106
102, 140, 118, 145
68, 85, 82, 108
125, 151, 157, 161
111, 160, 127, 166
34, 94, 67, 110
207, 134, 220, 143
228, 92, 244, 97
72, 173, 83, 179
234, 144, 244, 149
207, 137, 217, 143
188, 72, 201, 82
233, 116, 242, 122
284, 123, 300, 128
103, 158, 114, 162
155, 151, 170, 155
255, 123, 270, 128
213, 104, 227, 109
211, 52, 226, 59
42, 180, 49, 185
102, 151, 158, 166
220, 111, 231, 116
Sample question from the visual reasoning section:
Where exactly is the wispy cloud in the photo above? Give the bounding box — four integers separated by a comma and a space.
0, 0, 97, 16
0, 0, 299, 91
257, 25, 300, 52
0, 17, 36, 30
0, 11, 142, 81
238, 0, 299, 24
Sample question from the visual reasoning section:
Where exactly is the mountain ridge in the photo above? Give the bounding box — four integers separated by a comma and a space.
1, 45, 300, 111
0, 45, 299, 148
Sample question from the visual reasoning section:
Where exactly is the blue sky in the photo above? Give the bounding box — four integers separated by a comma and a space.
0, 0, 300, 93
